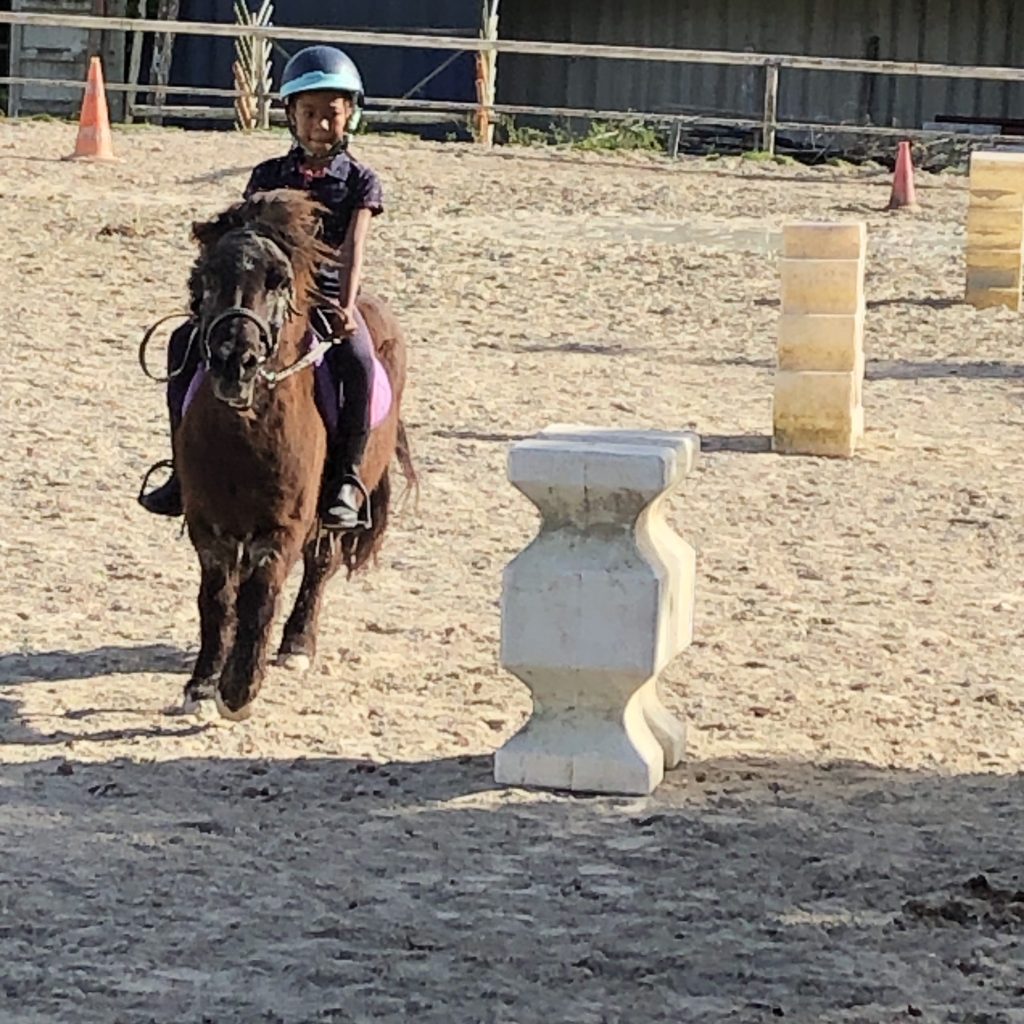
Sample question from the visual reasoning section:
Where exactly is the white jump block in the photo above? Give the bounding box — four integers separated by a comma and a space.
966, 152, 1024, 311
495, 425, 699, 796
774, 222, 867, 458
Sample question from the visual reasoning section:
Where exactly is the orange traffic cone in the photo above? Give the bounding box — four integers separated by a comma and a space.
65, 56, 116, 162
887, 140, 919, 211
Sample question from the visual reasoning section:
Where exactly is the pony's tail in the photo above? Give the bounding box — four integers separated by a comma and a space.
395, 419, 419, 512
338, 421, 415, 576
341, 468, 390, 577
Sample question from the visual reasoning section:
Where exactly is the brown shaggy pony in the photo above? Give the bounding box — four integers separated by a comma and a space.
175, 188, 413, 720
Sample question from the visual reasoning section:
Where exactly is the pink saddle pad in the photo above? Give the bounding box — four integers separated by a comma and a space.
368, 351, 392, 429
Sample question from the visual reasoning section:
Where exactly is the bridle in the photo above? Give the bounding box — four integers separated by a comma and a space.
138, 234, 336, 394
139, 308, 336, 392
200, 305, 277, 369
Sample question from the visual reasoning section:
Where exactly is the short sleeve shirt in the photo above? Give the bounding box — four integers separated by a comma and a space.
243, 146, 383, 249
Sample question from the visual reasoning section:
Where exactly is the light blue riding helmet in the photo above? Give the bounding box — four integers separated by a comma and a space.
280, 45, 365, 131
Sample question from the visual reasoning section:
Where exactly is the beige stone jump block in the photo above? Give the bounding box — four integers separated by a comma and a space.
968, 188, 1024, 211
777, 310, 864, 373
966, 207, 1024, 250
966, 246, 1024, 296
967, 268, 1021, 291
773, 370, 861, 458
966, 247, 1024, 281
780, 258, 865, 316
969, 151, 1024, 195
966, 204, 1024, 234
966, 245, 1024, 269
782, 221, 867, 260
965, 285, 1021, 311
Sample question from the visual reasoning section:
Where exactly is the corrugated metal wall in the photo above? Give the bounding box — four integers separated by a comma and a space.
497, 0, 1024, 129
171, 0, 480, 111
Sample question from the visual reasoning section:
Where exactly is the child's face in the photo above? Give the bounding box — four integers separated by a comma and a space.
291, 91, 354, 161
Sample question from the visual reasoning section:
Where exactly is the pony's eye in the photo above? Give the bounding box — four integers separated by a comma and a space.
266, 266, 287, 291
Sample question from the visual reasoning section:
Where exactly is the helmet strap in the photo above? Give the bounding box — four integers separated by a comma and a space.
296, 135, 350, 161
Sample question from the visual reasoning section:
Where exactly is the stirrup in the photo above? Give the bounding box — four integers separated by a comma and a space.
323, 474, 372, 532
138, 459, 174, 504
138, 459, 183, 517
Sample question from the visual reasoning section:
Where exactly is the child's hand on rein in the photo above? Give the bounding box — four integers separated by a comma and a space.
321, 301, 358, 340
337, 305, 359, 336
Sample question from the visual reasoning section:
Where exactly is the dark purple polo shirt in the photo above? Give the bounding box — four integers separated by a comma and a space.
243, 146, 384, 249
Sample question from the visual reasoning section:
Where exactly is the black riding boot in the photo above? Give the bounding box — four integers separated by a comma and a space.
319, 304, 375, 532
138, 323, 194, 518
321, 428, 371, 531
138, 396, 183, 516
138, 462, 183, 517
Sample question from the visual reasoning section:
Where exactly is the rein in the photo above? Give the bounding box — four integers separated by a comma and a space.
139, 304, 338, 392
138, 313, 198, 383
260, 334, 335, 388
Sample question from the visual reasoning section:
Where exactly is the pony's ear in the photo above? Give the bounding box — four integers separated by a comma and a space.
187, 262, 205, 315
191, 202, 245, 252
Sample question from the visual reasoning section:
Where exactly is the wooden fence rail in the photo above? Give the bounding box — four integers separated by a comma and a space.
3, 10, 1024, 81
7, 74, 1023, 155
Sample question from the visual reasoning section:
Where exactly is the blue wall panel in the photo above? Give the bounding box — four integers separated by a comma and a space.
170, 0, 480, 119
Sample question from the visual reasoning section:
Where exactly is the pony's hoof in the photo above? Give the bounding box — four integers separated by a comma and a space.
180, 678, 216, 715
214, 691, 254, 722
276, 652, 311, 673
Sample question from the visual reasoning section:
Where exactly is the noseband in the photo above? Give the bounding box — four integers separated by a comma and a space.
200, 305, 277, 368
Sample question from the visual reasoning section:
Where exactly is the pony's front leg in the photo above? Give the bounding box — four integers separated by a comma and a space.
277, 535, 344, 671
216, 542, 295, 720
184, 549, 238, 711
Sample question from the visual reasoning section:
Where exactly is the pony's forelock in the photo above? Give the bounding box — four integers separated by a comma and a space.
189, 189, 331, 310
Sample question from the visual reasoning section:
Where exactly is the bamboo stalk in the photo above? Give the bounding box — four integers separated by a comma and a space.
233, 1, 252, 130
234, 60, 253, 129
233, 0, 273, 132
474, 0, 499, 145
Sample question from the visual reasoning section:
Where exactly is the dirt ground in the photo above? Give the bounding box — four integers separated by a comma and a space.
1, 120, 1023, 1024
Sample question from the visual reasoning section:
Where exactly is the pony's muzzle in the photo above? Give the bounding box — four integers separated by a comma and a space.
207, 323, 266, 409
202, 306, 275, 408
211, 374, 258, 410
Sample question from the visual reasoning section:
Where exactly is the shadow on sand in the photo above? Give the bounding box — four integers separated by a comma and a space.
1, 707, 1020, 1022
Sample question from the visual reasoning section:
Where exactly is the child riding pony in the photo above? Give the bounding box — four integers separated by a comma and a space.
139, 45, 385, 532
